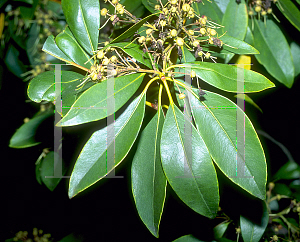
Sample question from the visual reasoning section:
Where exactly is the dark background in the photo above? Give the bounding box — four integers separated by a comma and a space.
1, 6, 299, 242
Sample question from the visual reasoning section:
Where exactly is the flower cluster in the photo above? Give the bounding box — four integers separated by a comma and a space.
12, 227, 52, 242
247, 0, 277, 17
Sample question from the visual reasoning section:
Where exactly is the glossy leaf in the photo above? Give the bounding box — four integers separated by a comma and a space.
244, 26, 254, 46
235, 94, 263, 113
38, 151, 67, 191
173, 234, 203, 242
61, 0, 100, 54
68, 94, 146, 198
56, 27, 93, 69
240, 201, 269, 242
27, 71, 84, 104
274, 160, 300, 180
42, 35, 74, 64
132, 108, 166, 238
9, 109, 53, 148
215, 0, 230, 14
253, 18, 294, 88
222, 0, 248, 40
120, 0, 146, 18
277, 0, 300, 32
213, 222, 230, 239
189, 89, 267, 199
175, 62, 275, 93
219, 35, 259, 55
58, 73, 145, 126
193, 0, 223, 24
142, 0, 168, 13
106, 42, 153, 68
290, 42, 300, 77
160, 104, 219, 218
110, 13, 159, 43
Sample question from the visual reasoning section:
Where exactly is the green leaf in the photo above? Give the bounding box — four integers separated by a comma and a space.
132, 108, 167, 238
4, 45, 27, 78
42, 35, 74, 64
58, 73, 145, 126
106, 42, 153, 68
55, 27, 93, 69
274, 160, 300, 181
27, 71, 84, 103
273, 183, 292, 196
9, 109, 53, 148
219, 35, 259, 54
173, 234, 203, 242
19, 0, 38, 20
290, 42, 300, 77
252, 18, 294, 88
277, 0, 300, 32
61, 0, 100, 54
214, 0, 230, 14
110, 13, 159, 43
213, 222, 230, 239
235, 94, 263, 113
0, 0, 9, 8
240, 201, 269, 242
189, 89, 267, 199
244, 26, 254, 46
193, 0, 223, 24
58, 233, 84, 242
175, 62, 275, 93
141, 0, 168, 13
120, 0, 146, 18
38, 151, 67, 191
222, 0, 248, 40
160, 104, 219, 218
68, 94, 146, 198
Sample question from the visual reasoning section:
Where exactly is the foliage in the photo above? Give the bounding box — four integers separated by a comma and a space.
5, 0, 300, 241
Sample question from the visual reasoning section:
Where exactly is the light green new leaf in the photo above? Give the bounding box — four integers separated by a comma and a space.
58, 73, 145, 126
42, 35, 74, 64
160, 104, 219, 218
253, 18, 294, 88
106, 42, 153, 69
56, 27, 93, 69
189, 89, 267, 199
193, 0, 223, 24
240, 201, 269, 242
110, 13, 159, 44
222, 0, 248, 40
132, 107, 166, 238
9, 109, 53, 148
175, 62, 275, 93
68, 94, 146, 198
290, 42, 300, 77
277, 0, 300, 32
173, 234, 203, 242
37, 151, 67, 191
61, 0, 100, 54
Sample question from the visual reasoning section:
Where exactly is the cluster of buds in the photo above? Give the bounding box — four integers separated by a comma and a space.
248, 0, 277, 17
12, 227, 52, 242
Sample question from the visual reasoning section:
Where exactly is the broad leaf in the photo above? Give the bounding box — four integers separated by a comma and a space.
141, 0, 168, 13
235, 94, 263, 113
173, 234, 203, 242
132, 108, 166, 238
38, 151, 67, 191
68, 94, 146, 198
177, 46, 196, 64
290, 42, 300, 77
160, 104, 219, 218
253, 18, 294, 88
277, 0, 300, 32
58, 73, 145, 126
106, 42, 153, 68
175, 62, 275, 93
222, 0, 248, 40
219, 35, 259, 55
213, 222, 230, 239
9, 109, 53, 148
61, 0, 100, 54
189, 89, 267, 199
42, 35, 74, 64
273, 183, 292, 196
193, 0, 223, 24
27, 71, 84, 103
273, 160, 300, 180
214, 0, 230, 14
55, 27, 93, 68
110, 13, 159, 43
240, 201, 269, 242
